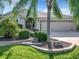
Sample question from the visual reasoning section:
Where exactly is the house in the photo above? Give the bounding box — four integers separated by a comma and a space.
36, 13, 76, 32
2, 10, 76, 32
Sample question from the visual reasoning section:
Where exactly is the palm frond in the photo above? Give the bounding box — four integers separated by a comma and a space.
26, 0, 38, 18
0, 0, 4, 10
12, 0, 38, 18
12, 0, 29, 13
31, 0, 38, 18
26, 6, 31, 17
69, 0, 79, 24
52, 0, 62, 19
69, 0, 76, 14
7, 0, 12, 4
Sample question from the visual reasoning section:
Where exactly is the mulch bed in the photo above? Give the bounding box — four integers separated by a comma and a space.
30, 39, 72, 49
0, 37, 28, 41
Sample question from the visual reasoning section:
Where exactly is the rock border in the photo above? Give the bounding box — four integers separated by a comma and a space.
0, 39, 75, 53
20, 41, 75, 53
30, 44, 75, 53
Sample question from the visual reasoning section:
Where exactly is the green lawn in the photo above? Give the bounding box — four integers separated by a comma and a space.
0, 45, 79, 59
0, 45, 48, 59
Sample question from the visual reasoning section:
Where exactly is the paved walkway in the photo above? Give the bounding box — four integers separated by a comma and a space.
51, 31, 79, 46
51, 37, 79, 46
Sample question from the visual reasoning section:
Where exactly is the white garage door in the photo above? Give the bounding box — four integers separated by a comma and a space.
41, 21, 76, 32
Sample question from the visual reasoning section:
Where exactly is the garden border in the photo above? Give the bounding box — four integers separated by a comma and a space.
30, 44, 75, 53
0, 38, 75, 53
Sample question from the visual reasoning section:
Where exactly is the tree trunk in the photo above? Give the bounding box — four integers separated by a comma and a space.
46, 0, 54, 59
46, 0, 53, 49
47, 7, 51, 42
47, 7, 54, 59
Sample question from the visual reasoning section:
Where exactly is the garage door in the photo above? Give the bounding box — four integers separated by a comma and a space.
41, 21, 76, 32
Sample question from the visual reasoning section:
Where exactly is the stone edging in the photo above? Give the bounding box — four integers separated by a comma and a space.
30, 44, 75, 53
20, 42, 75, 53
0, 40, 75, 53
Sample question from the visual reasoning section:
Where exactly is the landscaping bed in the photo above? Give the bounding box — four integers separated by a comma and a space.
0, 37, 75, 53
31, 39, 72, 49
0, 37, 29, 41
20, 38, 75, 53
0, 29, 75, 53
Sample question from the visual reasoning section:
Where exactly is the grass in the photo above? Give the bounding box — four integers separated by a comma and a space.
0, 45, 49, 59
0, 45, 79, 59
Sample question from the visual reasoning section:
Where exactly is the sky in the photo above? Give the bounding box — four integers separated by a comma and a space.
2, 0, 70, 15
37, 0, 70, 15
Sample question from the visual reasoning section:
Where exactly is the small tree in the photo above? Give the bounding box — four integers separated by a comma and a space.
0, 17, 19, 39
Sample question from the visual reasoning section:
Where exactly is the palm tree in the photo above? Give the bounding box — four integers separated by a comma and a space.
12, 0, 62, 58
8, 0, 79, 59
46, 0, 62, 59
12, 0, 62, 40
46, 0, 62, 49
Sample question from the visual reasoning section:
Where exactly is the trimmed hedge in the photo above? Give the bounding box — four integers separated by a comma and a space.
19, 29, 29, 39
34, 31, 47, 42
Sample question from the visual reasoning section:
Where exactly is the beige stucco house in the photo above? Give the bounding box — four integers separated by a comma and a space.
36, 13, 76, 32
2, 10, 76, 32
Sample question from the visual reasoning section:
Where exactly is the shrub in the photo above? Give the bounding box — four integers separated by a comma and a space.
34, 31, 47, 42
0, 17, 19, 39
76, 24, 79, 31
19, 29, 29, 39
18, 24, 23, 29
33, 29, 39, 31
30, 31, 35, 37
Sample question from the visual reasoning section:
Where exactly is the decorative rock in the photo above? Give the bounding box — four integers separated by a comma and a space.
53, 41, 63, 48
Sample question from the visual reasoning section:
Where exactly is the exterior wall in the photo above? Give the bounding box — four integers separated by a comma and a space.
17, 17, 26, 29
35, 19, 40, 31
17, 17, 76, 32
36, 18, 76, 32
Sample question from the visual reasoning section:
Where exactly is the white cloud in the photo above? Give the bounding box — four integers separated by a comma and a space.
41, 8, 71, 16
39, 9, 47, 13
44, 9, 47, 13
61, 8, 71, 15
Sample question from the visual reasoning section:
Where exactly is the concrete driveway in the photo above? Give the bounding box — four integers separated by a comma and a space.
50, 31, 79, 46
50, 31, 79, 37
